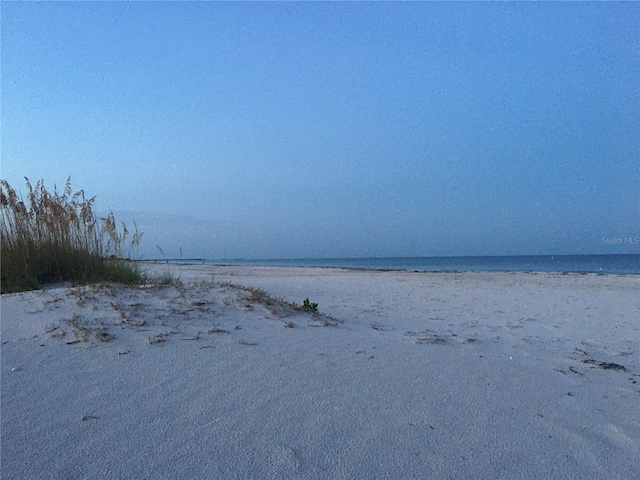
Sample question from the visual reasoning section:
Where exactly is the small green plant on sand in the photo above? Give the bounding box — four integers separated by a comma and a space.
302, 298, 318, 313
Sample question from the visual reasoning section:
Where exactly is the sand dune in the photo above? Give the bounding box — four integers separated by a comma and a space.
2, 265, 638, 479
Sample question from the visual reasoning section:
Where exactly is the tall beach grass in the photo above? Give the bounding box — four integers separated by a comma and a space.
1, 177, 147, 293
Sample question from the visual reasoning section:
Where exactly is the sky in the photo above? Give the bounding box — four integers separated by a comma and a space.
1, 1, 639, 260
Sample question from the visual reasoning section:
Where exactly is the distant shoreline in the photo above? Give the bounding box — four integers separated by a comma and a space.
138, 265, 640, 280
137, 253, 640, 275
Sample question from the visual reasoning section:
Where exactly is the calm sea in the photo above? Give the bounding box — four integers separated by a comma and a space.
204, 254, 639, 275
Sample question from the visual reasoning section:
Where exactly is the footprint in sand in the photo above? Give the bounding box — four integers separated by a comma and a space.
267, 445, 302, 475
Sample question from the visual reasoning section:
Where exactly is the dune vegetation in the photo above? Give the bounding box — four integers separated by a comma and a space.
1, 177, 148, 293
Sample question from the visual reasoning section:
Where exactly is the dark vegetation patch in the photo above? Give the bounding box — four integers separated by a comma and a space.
582, 359, 627, 372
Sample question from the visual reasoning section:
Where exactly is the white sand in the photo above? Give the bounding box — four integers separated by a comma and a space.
2, 265, 638, 479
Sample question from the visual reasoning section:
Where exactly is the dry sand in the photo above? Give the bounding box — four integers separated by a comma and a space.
1, 265, 639, 479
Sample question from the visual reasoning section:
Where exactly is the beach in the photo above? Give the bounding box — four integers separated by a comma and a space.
1, 265, 639, 479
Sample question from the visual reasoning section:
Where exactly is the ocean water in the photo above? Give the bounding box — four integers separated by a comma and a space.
206, 254, 640, 275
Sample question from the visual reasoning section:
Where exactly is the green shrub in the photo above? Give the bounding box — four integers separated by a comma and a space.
302, 298, 318, 313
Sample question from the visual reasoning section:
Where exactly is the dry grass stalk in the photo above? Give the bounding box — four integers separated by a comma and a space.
148, 333, 168, 344
182, 331, 202, 341
208, 326, 229, 334
95, 330, 115, 342
67, 322, 91, 342
1, 177, 146, 292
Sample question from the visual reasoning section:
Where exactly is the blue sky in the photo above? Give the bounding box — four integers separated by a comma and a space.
2, 1, 638, 259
